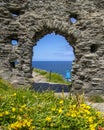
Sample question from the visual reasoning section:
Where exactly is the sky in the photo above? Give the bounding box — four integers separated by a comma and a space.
12, 18, 77, 61
32, 33, 75, 61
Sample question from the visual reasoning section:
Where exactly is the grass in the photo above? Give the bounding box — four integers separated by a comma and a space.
88, 95, 104, 103
34, 68, 71, 85
0, 79, 104, 129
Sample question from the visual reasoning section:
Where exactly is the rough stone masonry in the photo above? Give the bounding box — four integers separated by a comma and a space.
0, 0, 104, 94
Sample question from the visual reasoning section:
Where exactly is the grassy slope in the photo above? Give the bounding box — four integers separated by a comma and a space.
34, 68, 71, 85
0, 78, 104, 129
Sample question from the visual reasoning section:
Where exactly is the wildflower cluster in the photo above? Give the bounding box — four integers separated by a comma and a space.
0, 92, 35, 130
0, 84, 104, 130
65, 103, 104, 130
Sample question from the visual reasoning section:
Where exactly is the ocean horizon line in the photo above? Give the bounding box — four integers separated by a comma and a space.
32, 60, 73, 62
32, 61, 72, 77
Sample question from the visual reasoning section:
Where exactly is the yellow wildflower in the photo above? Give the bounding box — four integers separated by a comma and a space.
90, 124, 97, 130
0, 112, 3, 117
59, 100, 63, 104
13, 93, 16, 96
51, 107, 56, 111
45, 117, 51, 122
96, 111, 101, 116
21, 104, 26, 108
12, 107, 16, 112
19, 108, 23, 112
17, 115, 22, 120
50, 123, 54, 127
88, 117, 93, 123
10, 123, 16, 129
84, 109, 90, 115
23, 120, 27, 127
23, 119, 32, 127
5, 111, 9, 115
71, 113, 76, 117
10, 121, 22, 129
11, 115, 16, 118
66, 112, 70, 117
30, 126, 36, 130
58, 108, 62, 113
27, 121, 31, 127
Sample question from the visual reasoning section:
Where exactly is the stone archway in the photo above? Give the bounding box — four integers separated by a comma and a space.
21, 20, 78, 85
0, 0, 104, 94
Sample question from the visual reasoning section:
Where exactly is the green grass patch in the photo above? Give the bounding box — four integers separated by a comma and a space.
88, 95, 104, 103
34, 68, 47, 75
0, 80, 104, 129
34, 68, 71, 85
0, 78, 14, 92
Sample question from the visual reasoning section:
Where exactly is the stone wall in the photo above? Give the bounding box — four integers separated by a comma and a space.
0, 0, 104, 94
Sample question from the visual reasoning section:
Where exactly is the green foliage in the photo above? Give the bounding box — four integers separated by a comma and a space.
0, 78, 13, 92
88, 95, 104, 103
46, 72, 65, 82
34, 69, 47, 75
34, 68, 71, 85
0, 82, 104, 130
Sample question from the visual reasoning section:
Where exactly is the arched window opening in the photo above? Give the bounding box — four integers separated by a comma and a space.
32, 33, 75, 82
90, 44, 98, 53
11, 39, 18, 46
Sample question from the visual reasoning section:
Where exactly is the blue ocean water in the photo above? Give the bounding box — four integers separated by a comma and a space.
32, 61, 72, 78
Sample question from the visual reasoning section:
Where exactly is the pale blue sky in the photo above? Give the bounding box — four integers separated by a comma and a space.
32, 33, 75, 61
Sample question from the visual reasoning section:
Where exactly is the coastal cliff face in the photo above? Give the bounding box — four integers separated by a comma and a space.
0, 0, 104, 94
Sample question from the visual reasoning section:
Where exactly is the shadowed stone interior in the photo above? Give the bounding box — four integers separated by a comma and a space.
0, 0, 104, 94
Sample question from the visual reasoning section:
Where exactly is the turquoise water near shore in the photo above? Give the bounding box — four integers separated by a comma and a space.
32, 61, 72, 78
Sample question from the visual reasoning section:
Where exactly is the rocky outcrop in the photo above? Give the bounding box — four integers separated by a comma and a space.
0, 0, 104, 95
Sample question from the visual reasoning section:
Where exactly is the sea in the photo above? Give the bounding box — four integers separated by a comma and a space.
32, 61, 72, 79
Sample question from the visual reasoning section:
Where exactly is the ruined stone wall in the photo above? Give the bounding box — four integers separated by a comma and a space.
0, 0, 104, 94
